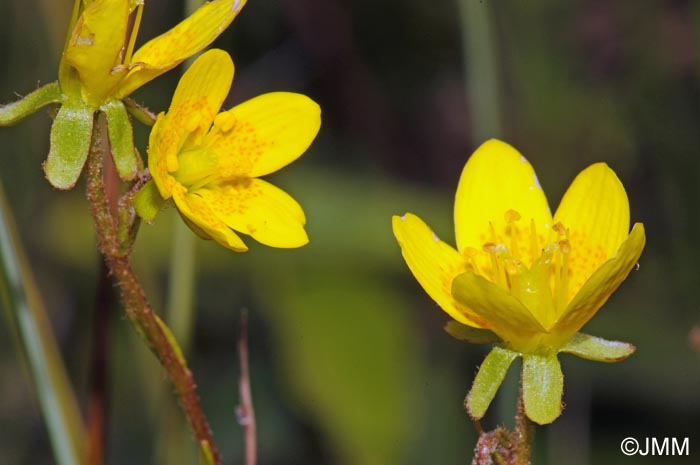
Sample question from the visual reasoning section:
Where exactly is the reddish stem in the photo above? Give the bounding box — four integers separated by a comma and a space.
85, 115, 222, 464
236, 309, 257, 465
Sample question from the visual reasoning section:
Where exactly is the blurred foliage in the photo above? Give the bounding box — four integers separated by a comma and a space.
1, 0, 700, 464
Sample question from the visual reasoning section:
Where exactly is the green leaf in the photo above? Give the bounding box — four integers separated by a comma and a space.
258, 272, 425, 465
45, 101, 94, 189
0, 182, 86, 465
444, 320, 500, 344
522, 351, 563, 425
102, 99, 139, 180
135, 181, 166, 222
559, 332, 636, 362
198, 440, 215, 465
466, 346, 518, 420
0, 81, 62, 126
153, 313, 187, 367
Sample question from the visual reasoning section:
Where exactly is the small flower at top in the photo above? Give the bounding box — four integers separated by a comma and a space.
392, 139, 645, 425
0, 0, 246, 189
134, 49, 321, 252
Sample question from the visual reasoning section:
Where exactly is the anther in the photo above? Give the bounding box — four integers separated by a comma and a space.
505, 209, 521, 223
482, 242, 498, 254
558, 239, 571, 254
553, 222, 567, 236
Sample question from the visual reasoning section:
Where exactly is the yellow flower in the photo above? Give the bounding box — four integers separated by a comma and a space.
59, 0, 246, 108
135, 49, 321, 252
1, 0, 246, 189
392, 139, 645, 424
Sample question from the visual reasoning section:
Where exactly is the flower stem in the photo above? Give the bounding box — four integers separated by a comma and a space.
512, 383, 534, 465
85, 114, 222, 465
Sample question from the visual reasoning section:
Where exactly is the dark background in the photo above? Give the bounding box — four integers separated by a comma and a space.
1, 0, 699, 464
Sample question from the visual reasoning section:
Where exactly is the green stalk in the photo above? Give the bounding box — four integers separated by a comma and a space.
458, 0, 503, 139
0, 181, 86, 465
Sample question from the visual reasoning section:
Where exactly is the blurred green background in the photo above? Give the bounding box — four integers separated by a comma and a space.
1, 0, 699, 464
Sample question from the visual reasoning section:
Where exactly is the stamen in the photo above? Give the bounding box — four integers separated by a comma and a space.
504, 209, 521, 223
529, 218, 539, 264
483, 242, 508, 288
532, 243, 557, 326
552, 222, 567, 236
504, 209, 521, 259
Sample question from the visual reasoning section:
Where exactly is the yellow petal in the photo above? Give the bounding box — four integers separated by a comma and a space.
117, 0, 247, 97
195, 178, 309, 248
203, 92, 321, 178
454, 139, 552, 266
172, 188, 248, 252
392, 213, 486, 328
553, 163, 631, 297
63, 0, 130, 106
148, 49, 233, 199
550, 223, 645, 347
451, 271, 547, 351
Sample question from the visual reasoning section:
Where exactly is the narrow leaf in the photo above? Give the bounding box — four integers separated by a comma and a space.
559, 332, 636, 362
444, 320, 500, 344
198, 440, 215, 465
45, 102, 94, 189
102, 99, 139, 180
0, 81, 62, 126
522, 352, 563, 425
0, 182, 86, 465
466, 346, 518, 420
153, 313, 187, 366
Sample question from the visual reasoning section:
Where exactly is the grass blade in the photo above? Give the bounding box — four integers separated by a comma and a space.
0, 181, 86, 465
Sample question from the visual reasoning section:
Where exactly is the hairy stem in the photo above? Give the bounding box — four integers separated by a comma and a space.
512, 383, 534, 465
85, 115, 221, 465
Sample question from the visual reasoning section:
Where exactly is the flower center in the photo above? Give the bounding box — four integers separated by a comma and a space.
173, 147, 218, 190
462, 209, 573, 329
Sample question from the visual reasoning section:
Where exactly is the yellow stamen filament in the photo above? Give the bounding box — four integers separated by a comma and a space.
483, 242, 508, 289
505, 209, 521, 260
476, 212, 576, 329
529, 218, 539, 264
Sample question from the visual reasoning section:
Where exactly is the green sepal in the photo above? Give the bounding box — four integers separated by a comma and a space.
45, 101, 94, 189
198, 440, 215, 465
522, 351, 563, 425
123, 97, 157, 126
559, 332, 636, 362
134, 180, 166, 222
466, 346, 518, 420
0, 81, 62, 126
101, 99, 139, 180
445, 320, 500, 344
